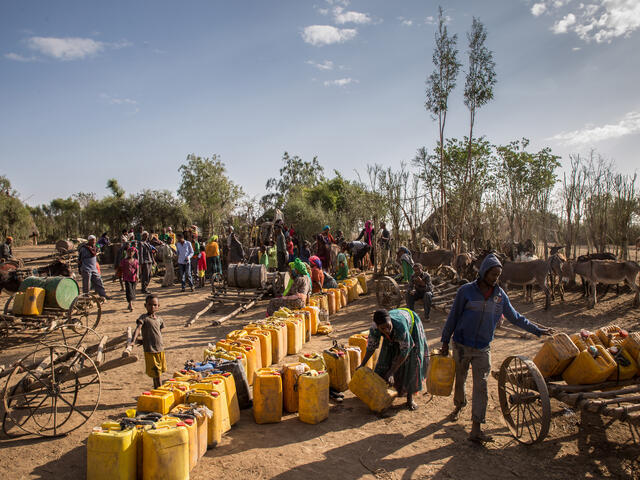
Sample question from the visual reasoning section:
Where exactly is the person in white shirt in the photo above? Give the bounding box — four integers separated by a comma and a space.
176, 233, 194, 292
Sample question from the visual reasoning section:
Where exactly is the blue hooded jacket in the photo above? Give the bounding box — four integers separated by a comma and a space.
441, 254, 543, 349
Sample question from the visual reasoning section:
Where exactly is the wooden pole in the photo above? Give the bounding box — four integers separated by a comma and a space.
95, 335, 108, 366
185, 300, 215, 327
211, 297, 260, 326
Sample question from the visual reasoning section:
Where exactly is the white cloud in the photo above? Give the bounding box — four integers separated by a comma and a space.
552, 13, 577, 33
306, 59, 334, 70
531, 3, 547, 16
324, 77, 357, 87
425, 16, 436, 25
572, 46, 582, 50
532, 0, 640, 42
27, 36, 105, 60
401, 19, 414, 26
333, 6, 371, 25
302, 25, 357, 46
549, 111, 640, 145
4, 52, 37, 62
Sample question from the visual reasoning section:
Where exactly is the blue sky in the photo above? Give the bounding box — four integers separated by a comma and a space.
1, 0, 639, 206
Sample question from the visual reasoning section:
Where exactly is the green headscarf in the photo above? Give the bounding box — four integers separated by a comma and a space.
289, 258, 310, 278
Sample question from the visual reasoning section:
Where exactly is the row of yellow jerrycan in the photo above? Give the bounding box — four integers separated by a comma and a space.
11, 286, 46, 316
309, 273, 367, 316
253, 364, 331, 425
533, 327, 640, 385
88, 405, 209, 480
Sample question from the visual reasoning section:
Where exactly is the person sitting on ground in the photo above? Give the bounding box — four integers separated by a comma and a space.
309, 256, 324, 294
359, 308, 429, 411
121, 246, 139, 311
1, 236, 14, 262
322, 270, 338, 289
335, 251, 349, 281
129, 294, 166, 389
267, 258, 311, 316
440, 253, 555, 444
406, 263, 433, 322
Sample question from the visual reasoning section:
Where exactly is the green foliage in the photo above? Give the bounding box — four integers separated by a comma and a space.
263, 152, 325, 209
464, 18, 496, 114
0, 194, 31, 241
178, 154, 243, 234
106, 178, 125, 198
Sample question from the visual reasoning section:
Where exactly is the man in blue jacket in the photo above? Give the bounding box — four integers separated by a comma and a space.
440, 253, 554, 443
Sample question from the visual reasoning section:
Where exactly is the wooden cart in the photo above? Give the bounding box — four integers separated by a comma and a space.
496, 355, 640, 445
0, 326, 137, 438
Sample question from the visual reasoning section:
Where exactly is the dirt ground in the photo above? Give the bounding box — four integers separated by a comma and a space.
1, 244, 639, 479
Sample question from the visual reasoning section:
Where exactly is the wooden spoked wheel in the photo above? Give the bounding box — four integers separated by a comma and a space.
375, 276, 403, 310
498, 355, 551, 444
2, 343, 101, 437
67, 294, 101, 332
3, 294, 15, 315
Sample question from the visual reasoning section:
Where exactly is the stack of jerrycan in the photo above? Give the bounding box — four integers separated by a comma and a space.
356, 272, 367, 295
323, 342, 350, 392
170, 404, 208, 460
562, 344, 617, 385
158, 416, 199, 472
596, 325, 629, 348
349, 331, 381, 369
337, 284, 349, 308
209, 356, 253, 409
253, 368, 283, 424
325, 289, 337, 315
282, 362, 310, 413
623, 332, 640, 365
349, 366, 397, 412
272, 308, 303, 354
302, 306, 320, 335
533, 333, 580, 378
426, 350, 456, 396
187, 389, 225, 447
571, 328, 638, 381
298, 370, 330, 424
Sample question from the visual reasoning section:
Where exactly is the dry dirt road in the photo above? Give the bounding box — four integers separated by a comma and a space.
1, 245, 639, 479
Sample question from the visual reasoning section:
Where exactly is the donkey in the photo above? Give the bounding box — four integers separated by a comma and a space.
499, 259, 552, 310
411, 249, 455, 272
573, 260, 640, 308
548, 253, 566, 301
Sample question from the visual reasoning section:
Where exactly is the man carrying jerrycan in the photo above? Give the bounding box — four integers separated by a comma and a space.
440, 254, 555, 444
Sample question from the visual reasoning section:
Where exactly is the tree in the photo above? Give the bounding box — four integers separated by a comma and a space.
561, 154, 587, 258
425, 6, 461, 248
459, 17, 496, 252
178, 154, 243, 236
263, 152, 325, 209
106, 178, 125, 198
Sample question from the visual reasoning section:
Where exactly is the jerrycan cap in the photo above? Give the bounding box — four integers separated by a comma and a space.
92, 427, 103, 433
176, 422, 186, 427
210, 391, 219, 397
609, 346, 620, 355
184, 419, 194, 425
180, 369, 187, 373
236, 355, 242, 359
213, 380, 221, 384
168, 378, 176, 382
304, 353, 311, 357
142, 391, 151, 396
620, 329, 629, 338
177, 386, 187, 391
222, 372, 231, 377
588, 345, 599, 357
318, 370, 326, 374
580, 329, 592, 339
337, 351, 345, 356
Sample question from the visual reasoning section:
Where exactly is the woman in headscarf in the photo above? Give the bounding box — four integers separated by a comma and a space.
357, 220, 375, 266
335, 250, 349, 281
267, 258, 311, 315
309, 255, 324, 293
359, 308, 429, 410
396, 246, 414, 283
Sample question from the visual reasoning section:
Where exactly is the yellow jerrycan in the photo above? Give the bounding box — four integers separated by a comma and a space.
357, 273, 368, 294
296, 310, 311, 343
298, 370, 330, 424
533, 333, 580, 378
562, 345, 617, 385
215, 339, 235, 352
230, 344, 258, 385
323, 343, 351, 392
338, 284, 348, 307
623, 332, 640, 361
330, 288, 342, 311
142, 424, 189, 480
234, 335, 263, 369
607, 346, 638, 381
264, 321, 287, 362
303, 306, 320, 335
186, 390, 225, 448
226, 329, 248, 340
12, 291, 25, 314
426, 350, 456, 396
172, 369, 201, 382
570, 330, 602, 351
22, 286, 46, 315
284, 318, 303, 355
211, 372, 241, 426
87, 425, 137, 480
298, 352, 326, 371
157, 416, 198, 472
597, 325, 629, 348
349, 366, 397, 413
243, 327, 273, 367
137, 390, 174, 415
345, 346, 361, 377
190, 379, 231, 433
253, 368, 283, 424
170, 404, 208, 459
349, 334, 374, 369
326, 289, 336, 315
158, 380, 190, 408
282, 362, 310, 413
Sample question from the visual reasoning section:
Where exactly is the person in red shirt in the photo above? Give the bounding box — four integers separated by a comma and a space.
120, 247, 139, 311
309, 255, 324, 293
286, 237, 295, 262
197, 249, 207, 288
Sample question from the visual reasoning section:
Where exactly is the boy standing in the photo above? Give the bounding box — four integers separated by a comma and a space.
130, 294, 166, 389
120, 246, 139, 312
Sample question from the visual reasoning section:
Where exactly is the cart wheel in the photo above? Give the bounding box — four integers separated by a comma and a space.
3, 295, 15, 315
375, 276, 403, 310
67, 294, 101, 332
2, 343, 101, 437
498, 355, 551, 444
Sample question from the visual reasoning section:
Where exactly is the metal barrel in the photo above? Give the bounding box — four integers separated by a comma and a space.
227, 264, 266, 289
19, 276, 79, 310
